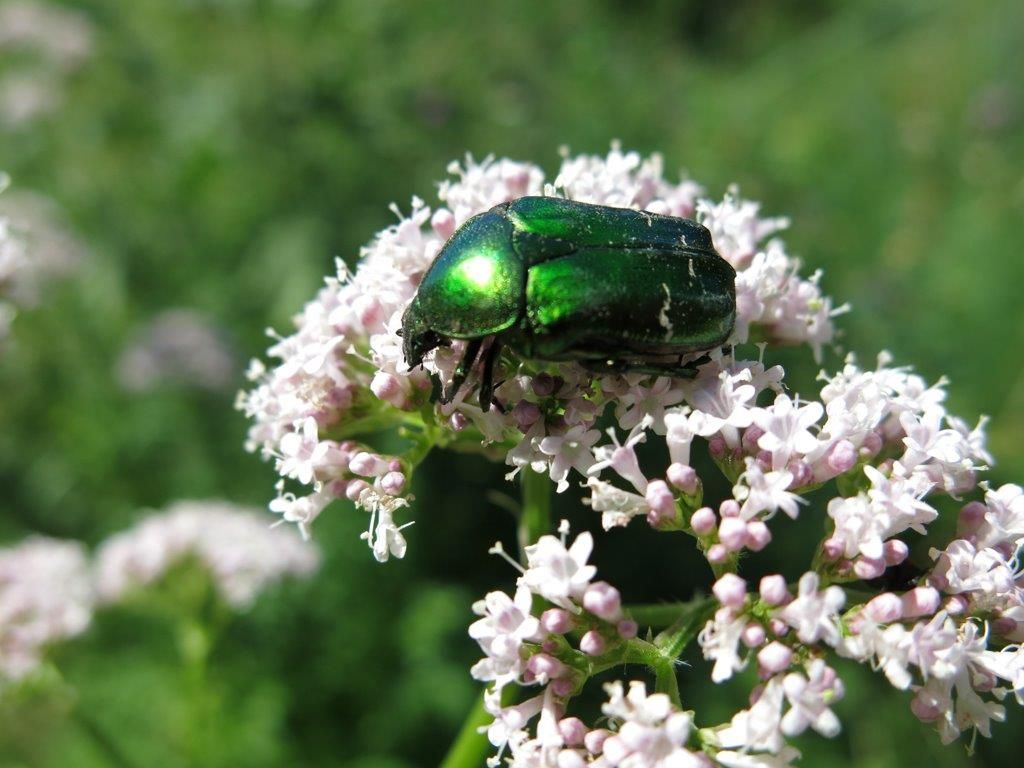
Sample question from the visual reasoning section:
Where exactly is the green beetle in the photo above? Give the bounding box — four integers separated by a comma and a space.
401, 196, 736, 410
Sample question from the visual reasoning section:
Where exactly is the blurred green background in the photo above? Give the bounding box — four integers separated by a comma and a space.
1, 0, 1022, 765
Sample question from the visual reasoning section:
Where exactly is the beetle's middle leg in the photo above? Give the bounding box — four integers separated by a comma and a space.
441, 338, 483, 404
478, 340, 505, 413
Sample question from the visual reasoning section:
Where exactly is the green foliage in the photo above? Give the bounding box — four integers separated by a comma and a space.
1, 0, 1021, 765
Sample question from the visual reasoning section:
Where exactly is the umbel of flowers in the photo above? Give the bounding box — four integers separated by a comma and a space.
0, 500, 318, 686
238, 146, 1024, 764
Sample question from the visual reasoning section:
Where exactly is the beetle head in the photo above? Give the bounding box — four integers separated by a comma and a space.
401, 209, 525, 370
400, 300, 444, 370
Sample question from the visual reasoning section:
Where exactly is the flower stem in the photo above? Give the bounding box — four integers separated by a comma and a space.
518, 469, 552, 562
72, 707, 142, 768
439, 690, 494, 768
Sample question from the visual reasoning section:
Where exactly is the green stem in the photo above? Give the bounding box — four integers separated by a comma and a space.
179, 618, 215, 767
72, 707, 142, 768
439, 690, 494, 768
518, 469, 552, 561
588, 637, 683, 708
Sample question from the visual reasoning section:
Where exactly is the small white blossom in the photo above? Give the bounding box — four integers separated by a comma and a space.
95, 500, 319, 608
521, 531, 597, 610
734, 459, 803, 521
699, 607, 749, 683
752, 394, 823, 471
777, 573, 845, 646
600, 681, 702, 767
470, 586, 541, 686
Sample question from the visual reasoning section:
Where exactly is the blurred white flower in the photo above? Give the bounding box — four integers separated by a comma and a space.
116, 308, 237, 392
0, 180, 85, 340
94, 500, 319, 609
0, 1, 95, 127
0, 536, 93, 680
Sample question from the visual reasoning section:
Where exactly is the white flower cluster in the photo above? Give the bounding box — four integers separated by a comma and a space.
0, 500, 319, 683
0, 172, 27, 339
241, 145, 1024, 759
470, 527, 833, 768
471, 526, 719, 767
95, 500, 319, 608
239, 146, 835, 560
0, 176, 84, 342
0, 537, 92, 680
0, 0, 94, 127
116, 308, 237, 393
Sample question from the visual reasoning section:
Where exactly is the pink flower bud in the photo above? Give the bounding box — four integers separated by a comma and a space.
757, 641, 793, 675
742, 426, 765, 453
759, 575, 789, 606
993, 616, 1018, 636
431, 208, 455, 239
666, 463, 699, 495
513, 400, 542, 430
541, 608, 572, 634
826, 440, 857, 474
788, 460, 813, 488
527, 653, 565, 681
769, 618, 789, 637
552, 678, 575, 697
742, 622, 766, 648
745, 521, 772, 551
579, 630, 606, 656
617, 619, 638, 639
853, 556, 886, 580
388, 459, 402, 472
708, 435, 727, 459
958, 501, 987, 534
821, 537, 844, 561
345, 479, 370, 501
901, 587, 940, 618
690, 507, 717, 535
883, 539, 909, 566
645, 480, 677, 525
583, 581, 622, 621
755, 451, 772, 471
558, 717, 587, 747
718, 517, 748, 551
558, 750, 586, 768
706, 543, 728, 564
349, 452, 387, 477
713, 573, 747, 608
448, 412, 468, 431
719, 499, 740, 518
532, 373, 555, 396
911, 691, 942, 722
584, 729, 611, 756
860, 431, 883, 457
944, 595, 970, 616
370, 372, 404, 406
355, 296, 385, 329
864, 593, 903, 623
601, 736, 627, 765
379, 471, 406, 495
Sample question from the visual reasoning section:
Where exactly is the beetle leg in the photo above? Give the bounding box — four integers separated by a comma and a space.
478, 340, 504, 412
442, 338, 483, 404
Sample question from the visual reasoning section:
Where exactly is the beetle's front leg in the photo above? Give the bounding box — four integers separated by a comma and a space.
440, 338, 483, 405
